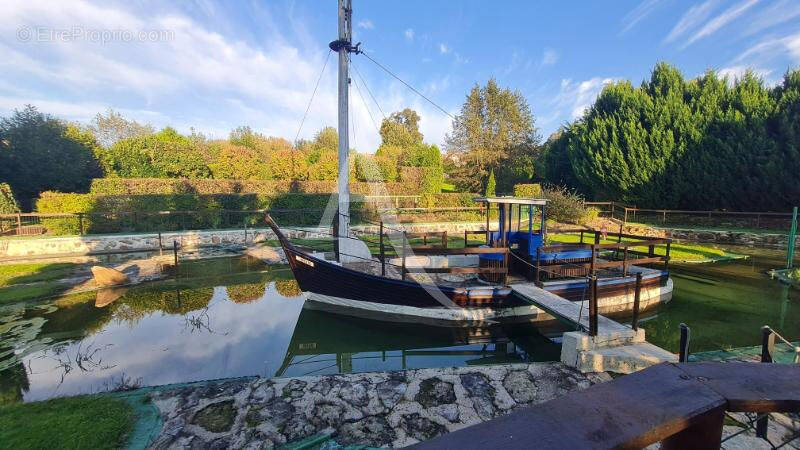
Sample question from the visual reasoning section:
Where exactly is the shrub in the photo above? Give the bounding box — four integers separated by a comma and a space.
0, 183, 19, 214
541, 186, 588, 224
485, 169, 496, 196
580, 207, 600, 225
513, 183, 543, 198
36, 192, 97, 234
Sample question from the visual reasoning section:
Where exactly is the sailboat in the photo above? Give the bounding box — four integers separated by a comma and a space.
264, 0, 673, 326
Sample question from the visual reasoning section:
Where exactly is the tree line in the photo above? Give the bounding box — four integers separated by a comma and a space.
540, 63, 800, 211
0, 107, 443, 204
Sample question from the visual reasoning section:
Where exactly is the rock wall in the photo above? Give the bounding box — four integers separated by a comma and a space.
148, 363, 610, 449
0, 222, 485, 258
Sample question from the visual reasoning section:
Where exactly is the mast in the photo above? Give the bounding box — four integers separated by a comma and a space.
331, 0, 357, 262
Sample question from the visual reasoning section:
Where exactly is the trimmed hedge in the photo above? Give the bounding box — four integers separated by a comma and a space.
89, 178, 428, 196
513, 183, 543, 198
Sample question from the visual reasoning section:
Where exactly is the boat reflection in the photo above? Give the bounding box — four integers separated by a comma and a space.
274, 299, 565, 378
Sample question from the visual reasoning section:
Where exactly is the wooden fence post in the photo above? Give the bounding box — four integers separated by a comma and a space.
679, 323, 690, 362
173, 241, 179, 274
442, 231, 448, 248
756, 326, 775, 438
379, 221, 385, 276
16, 213, 22, 235
401, 231, 407, 281
631, 272, 642, 331
589, 276, 598, 336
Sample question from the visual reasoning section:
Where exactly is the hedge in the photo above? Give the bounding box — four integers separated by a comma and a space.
89, 178, 429, 196
513, 183, 543, 198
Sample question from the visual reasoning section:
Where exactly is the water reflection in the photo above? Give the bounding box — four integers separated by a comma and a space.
0, 259, 559, 403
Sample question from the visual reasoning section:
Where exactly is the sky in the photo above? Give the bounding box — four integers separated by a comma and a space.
1, 0, 799, 152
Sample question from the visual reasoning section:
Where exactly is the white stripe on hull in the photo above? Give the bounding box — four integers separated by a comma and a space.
304, 279, 673, 328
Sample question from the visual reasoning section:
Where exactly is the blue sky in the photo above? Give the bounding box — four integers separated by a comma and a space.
1, 0, 799, 151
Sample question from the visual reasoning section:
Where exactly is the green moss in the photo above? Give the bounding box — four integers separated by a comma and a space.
191, 400, 236, 433
0, 395, 133, 450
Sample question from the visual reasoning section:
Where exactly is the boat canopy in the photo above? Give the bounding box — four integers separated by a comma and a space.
473, 197, 548, 257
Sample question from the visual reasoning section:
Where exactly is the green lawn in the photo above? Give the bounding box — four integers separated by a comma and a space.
0, 395, 133, 450
0, 262, 81, 287
547, 232, 743, 262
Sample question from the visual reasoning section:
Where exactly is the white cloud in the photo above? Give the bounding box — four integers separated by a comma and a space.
664, 0, 718, 43
621, 0, 661, 33
717, 65, 772, 83
357, 19, 373, 30
541, 49, 558, 66
685, 0, 758, 47
733, 31, 800, 66
745, 0, 800, 36
551, 77, 618, 120
439, 43, 450, 54
404, 28, 414, 41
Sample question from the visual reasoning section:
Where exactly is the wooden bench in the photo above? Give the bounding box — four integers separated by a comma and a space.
412, 362, 800, 449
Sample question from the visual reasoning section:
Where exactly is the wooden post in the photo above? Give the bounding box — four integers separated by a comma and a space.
158, 231, 163, 256
648, 244, 655, 258
464, 230, 468, 248
679, 323, 690, 363
589, 276, 598, 336
423, 233, 427, 245
536, 246, 541, 285
624, 208, 628, 224
380, 221, 385, 276
485, 204, 490, 246
16, 213, 21, 235
401, 231, 407, 281
623, 247, 629, 276
78, 213, 84, 235
594, 231, 600, 244
173, 240, 179, 274
632, 272, 642, 331
665, 240, 671, 271
442, 231, 448, 248
502, 250, 509, 286
661, 408, 724, 450
618, 222, 623, 243
756, 325, 775, 438
590, 244, 597, 277
579, 230, 584, 244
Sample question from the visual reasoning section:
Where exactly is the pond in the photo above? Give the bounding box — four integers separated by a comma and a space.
1, 246, 797, 403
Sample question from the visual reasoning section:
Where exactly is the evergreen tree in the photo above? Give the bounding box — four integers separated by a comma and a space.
485, 168, 496, 196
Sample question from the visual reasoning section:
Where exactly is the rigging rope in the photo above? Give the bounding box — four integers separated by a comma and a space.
351, 60, 386, 119
359, 51, 455, 119
293, 50, 333, 143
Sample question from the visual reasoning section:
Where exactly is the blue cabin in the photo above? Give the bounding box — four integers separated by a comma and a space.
473, 197, 592, 281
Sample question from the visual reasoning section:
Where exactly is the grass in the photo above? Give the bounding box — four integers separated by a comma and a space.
0, 395, 133, 450
0, 262, 81, 287
547, 232, 744, 262
0, 262, 83, 304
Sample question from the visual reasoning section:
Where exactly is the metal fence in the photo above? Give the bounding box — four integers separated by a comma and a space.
585, 201, 796, 231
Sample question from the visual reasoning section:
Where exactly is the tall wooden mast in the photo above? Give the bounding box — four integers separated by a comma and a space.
330, 0, 359, 262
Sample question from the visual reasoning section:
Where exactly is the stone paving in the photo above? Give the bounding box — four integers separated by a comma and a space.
148, 363, 611, 449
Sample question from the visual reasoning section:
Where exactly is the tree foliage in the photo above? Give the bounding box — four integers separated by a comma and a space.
0, 183, 19, 213
542, 63, 800, 210
0, 106, 100, 200
379, 108, 423, 148
90, 109, 154, 148
446, 78, 540, 193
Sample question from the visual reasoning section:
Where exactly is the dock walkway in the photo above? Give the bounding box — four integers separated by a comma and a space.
510, 283, 636, 345
510, 283, 676, 373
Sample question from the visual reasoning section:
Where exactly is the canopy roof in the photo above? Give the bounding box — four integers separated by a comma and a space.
473, 197, 548, 206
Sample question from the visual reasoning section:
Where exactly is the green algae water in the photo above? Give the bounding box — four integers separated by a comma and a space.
1, 247, 797, 404
641, 245, 800, 353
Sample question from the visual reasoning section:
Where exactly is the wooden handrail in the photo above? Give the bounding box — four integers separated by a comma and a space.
407, 247, 509, 255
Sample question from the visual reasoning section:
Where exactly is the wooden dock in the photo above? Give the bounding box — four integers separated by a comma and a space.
511, 283, 637, 344
510, 283, 676, 373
